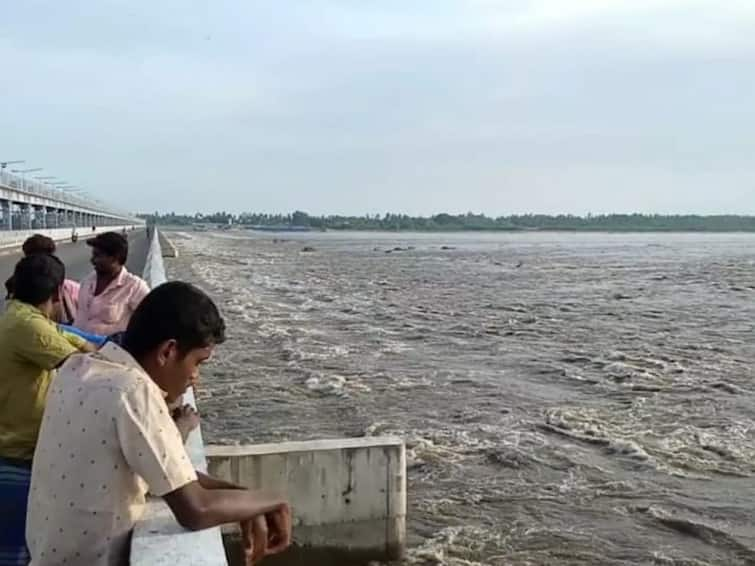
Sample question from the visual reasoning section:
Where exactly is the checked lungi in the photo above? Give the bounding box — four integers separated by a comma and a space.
0, 458, 31, 565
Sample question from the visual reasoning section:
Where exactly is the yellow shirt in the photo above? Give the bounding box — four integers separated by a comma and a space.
0, 300, 83, 460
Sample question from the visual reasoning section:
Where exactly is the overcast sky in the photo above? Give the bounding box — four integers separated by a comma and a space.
2, 1, 754, 216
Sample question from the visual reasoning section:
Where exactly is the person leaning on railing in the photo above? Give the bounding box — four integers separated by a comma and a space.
27, 281, 292, 566
4, 234, 80, 325
0, 255, 97, 566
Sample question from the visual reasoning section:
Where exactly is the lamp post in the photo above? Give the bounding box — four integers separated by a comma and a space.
11, 168, 44, 192
1, 160, 24, 186
34, 176, 59, 187
0, 160, 25, 169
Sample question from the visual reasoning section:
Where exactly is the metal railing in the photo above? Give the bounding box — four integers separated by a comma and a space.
0, 169, 135, 220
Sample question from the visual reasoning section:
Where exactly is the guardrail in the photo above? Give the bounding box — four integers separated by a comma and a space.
0, 225, 136, 251
131, 229, 229, 565
0, 169, 135, 219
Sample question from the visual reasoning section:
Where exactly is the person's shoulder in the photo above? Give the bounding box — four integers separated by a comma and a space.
124, 271, 150, 293
9, 302, 56, 334
120, 268, 143, 284
64, 351, 152, 396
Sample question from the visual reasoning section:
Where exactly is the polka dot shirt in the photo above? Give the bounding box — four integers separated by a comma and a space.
27, 343, 197, 566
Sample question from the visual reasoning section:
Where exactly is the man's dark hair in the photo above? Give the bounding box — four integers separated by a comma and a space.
87, 232, 128, 265
123, 281, 226, 359
22, 234, 57, 257
12, 254, 66, 306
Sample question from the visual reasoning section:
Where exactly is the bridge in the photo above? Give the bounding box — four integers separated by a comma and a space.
0, 168, 139, 230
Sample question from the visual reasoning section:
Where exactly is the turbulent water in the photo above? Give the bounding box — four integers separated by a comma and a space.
167, 230, 755, 566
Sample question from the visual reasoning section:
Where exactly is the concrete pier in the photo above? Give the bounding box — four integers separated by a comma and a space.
207, 438, 407, 563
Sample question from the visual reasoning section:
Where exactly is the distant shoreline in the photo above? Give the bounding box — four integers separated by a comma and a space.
146, 213, 755, 233
160, 225, 755, 234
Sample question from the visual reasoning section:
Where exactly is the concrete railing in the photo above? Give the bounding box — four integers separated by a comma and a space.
0, 225, 138, 251
130, 229, 228, 565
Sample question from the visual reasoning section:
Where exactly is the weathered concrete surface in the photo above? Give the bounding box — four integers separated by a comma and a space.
206, 437, 407, 562
161, 233, 179, 258
130, 229, 228, 566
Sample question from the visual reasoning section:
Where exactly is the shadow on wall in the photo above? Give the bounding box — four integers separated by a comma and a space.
223, 537, 376, 566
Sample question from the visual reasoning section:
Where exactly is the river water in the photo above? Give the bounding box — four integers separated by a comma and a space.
167, 230, 755, 566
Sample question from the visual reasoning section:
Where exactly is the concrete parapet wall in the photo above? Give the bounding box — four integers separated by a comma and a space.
161, 233, 179, 258
131, 229, 228, 565
0, 225, 137, 251
206, 437, 407, 562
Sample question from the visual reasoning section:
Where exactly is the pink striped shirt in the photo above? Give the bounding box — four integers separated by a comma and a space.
74, 267, 150, 336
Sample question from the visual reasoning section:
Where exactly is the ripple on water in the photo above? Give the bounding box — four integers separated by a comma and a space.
168, 231, 755, 565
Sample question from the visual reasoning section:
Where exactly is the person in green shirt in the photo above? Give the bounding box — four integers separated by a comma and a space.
0, 253, 95, 565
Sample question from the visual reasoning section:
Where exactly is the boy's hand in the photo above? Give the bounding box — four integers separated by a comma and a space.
172, 405, 200, 443
240, 504, 292, 564
265, 504, 292, 554
241, 515, 267, 564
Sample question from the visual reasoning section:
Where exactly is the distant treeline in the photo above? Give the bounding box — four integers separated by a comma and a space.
139, 211, 755, 232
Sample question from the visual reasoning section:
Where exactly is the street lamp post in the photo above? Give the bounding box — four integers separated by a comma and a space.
11, 168, 44, 193
1, 160, 25, 187
0, 160, 25, 169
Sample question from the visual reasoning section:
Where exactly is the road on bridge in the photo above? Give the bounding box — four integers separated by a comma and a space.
0, 230, 150, 311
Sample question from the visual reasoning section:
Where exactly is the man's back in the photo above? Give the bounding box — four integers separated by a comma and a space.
0, 301, 78, 460
28, 343, 196, 566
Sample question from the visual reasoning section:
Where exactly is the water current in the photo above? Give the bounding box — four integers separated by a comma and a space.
167, 230, 755, 566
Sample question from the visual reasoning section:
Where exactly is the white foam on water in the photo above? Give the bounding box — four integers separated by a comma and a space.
167, 231, 755, 566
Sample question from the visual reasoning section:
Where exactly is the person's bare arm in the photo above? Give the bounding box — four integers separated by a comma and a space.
192, 473, 292, 562
116, 384, 292, 561
197, 471, 244, 491
163, 480, 290, 532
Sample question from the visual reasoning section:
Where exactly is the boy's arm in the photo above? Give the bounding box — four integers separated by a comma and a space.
163, 481, 289, 531
196, 471, 244, 491
115, 384, 291, 555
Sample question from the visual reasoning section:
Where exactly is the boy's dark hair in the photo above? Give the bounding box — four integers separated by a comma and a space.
22, 234, 57, 257
87, 232, 128, 265
123, 281, 226, 359
12, 254, 66, 306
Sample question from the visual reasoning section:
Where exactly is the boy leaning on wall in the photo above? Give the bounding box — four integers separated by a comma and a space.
27, 281, 292, 566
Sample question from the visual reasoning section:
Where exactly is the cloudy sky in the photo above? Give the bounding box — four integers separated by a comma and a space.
2, 1, 754, 215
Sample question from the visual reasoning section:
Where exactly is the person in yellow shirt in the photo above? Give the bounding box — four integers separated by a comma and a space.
0, 254, 95, 565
